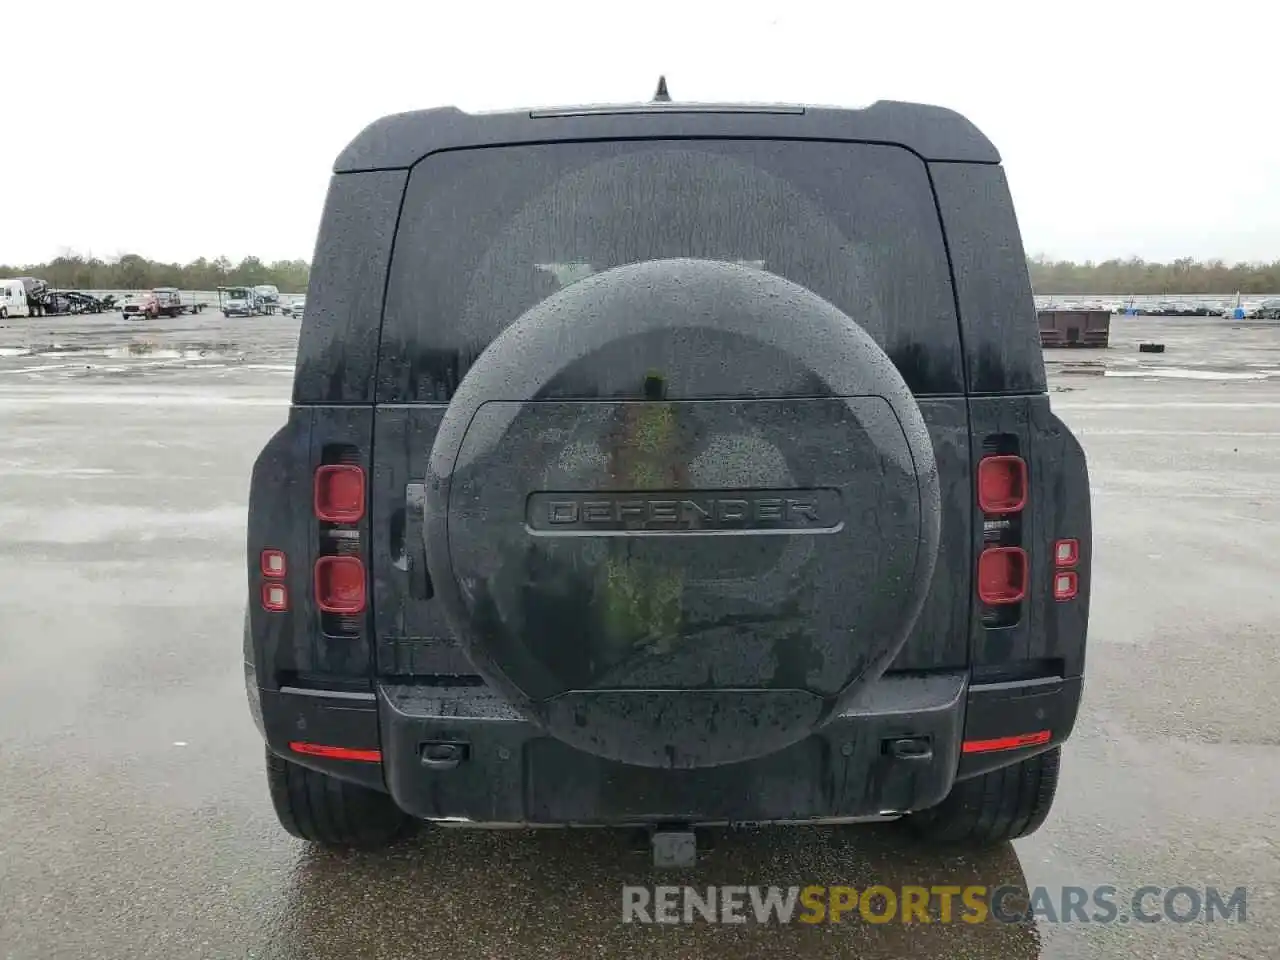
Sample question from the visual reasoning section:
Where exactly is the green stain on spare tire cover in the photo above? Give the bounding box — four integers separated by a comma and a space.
597, 399, 684, 656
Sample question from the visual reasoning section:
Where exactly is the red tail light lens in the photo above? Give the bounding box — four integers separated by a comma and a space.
262, 582, 289, 612
314, 465, 365, 524
314, 555, 366, 614
978, 547, 1027, 604
1053, 571, 1078, 601
978, 456, 1027, 514
1054, 539, 1079, 567
260, 549, 287, 578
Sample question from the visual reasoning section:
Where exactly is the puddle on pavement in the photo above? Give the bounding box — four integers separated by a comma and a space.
99, 343, 244, 361
6, 341, 246, 361
1104, 368, 1271, 381
1058, 364, 1106, 376
1049, 357, 1279, 381
0, 340, 260, 380
0, 392, 285, 407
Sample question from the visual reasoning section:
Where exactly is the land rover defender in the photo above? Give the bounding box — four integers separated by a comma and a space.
245, 95, 1091, 860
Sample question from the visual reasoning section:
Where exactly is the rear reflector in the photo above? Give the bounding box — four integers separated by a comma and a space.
977, 456, 1028, 514
260, 549, 287, 578
962, 730, 1052, 754
314, 555, 366, 614
289, 741, 382, 763
1054, 539, 1079, 567
314, 464, 366, 524
1053, 571, 1079, 601
262, 582, 288, 612
977, 547, 1027, 604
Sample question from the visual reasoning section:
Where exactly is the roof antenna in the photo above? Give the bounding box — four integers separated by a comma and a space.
652, 75, 671, 103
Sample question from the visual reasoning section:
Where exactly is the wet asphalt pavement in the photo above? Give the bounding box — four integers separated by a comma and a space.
0, 313, 1277, 959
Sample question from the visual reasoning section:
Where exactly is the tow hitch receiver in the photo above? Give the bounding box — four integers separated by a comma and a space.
651, 827, 697, 869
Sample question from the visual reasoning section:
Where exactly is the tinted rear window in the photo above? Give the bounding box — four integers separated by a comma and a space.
378, 139, 963, 402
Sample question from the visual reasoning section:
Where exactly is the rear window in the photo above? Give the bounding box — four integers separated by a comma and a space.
377, 139, 963, 402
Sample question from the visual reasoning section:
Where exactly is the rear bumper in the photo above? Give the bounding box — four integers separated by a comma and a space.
255, 671, 1083, 825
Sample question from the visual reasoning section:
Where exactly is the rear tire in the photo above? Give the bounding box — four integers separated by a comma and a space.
265, 747, 412, 848
903, 747, 1061, 847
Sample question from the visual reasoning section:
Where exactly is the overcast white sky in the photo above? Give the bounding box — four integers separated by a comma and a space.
5, 0, 1277, 266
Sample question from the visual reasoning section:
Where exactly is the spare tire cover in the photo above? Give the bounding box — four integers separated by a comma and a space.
425, 258, 940, 768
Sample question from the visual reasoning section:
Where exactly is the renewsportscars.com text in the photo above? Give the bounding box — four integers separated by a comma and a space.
621, 885, 1248, 925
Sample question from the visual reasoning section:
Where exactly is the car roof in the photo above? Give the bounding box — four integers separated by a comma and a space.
334, 100, 1000, 173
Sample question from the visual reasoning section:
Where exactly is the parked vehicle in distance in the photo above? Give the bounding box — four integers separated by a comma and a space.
14, 277, 49, 316
285, 296, 305, 319
254, 285, 281, 316
218, 285, 261, 317
122, 291, 160, 320
40, 291, 113, 315
0, 278, 32, 318
246, 95, 1092, 865
1255, 299, 1280, 319
152, 288, 185, 318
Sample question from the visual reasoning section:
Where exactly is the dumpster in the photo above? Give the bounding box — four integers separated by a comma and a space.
1039, 309, 1110, 348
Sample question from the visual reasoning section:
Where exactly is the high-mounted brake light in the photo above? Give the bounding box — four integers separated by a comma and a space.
977, 546, 1027, 605
262, 582, 289, 612
978, 456, 1027, 514
314, 464, 365, 524
1053, 571, 1078, 601
314, 555, 366, 614
261, 549, 287, 578
1054, 539, 1079, 567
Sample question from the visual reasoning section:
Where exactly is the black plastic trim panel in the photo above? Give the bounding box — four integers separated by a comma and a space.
335, 101, 1000, 173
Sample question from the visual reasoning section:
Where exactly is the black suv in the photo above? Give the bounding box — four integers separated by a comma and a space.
245, 95, 1091, 859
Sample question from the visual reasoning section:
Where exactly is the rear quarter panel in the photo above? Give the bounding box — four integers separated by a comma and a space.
966, 396, 1091, 677
246, 407, 377, 687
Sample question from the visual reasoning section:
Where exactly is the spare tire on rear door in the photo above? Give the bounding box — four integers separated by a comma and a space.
424, 258, 941, 769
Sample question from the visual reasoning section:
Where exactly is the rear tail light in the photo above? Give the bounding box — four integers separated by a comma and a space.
1054, 539, 1079, 567
977, 547, 1027, 605
977, 456, 1027, 514
314, 450, 366, 637
314, 555, 366, 614
262, 582, 289, 612
1053, 571, 1078, 601
975, 443, 1081, 615
314, 464, 365, 524
260, 549, 287, 577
